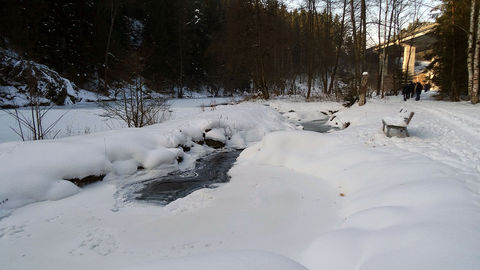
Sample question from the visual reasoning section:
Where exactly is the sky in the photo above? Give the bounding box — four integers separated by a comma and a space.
284, 0, 441, 46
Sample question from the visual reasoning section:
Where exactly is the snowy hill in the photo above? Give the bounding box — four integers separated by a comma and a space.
0, 47, 105, 108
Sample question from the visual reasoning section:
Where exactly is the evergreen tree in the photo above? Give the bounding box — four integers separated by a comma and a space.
432, 0, 471, 100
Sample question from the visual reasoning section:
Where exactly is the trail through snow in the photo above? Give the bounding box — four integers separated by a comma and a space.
362, 97, 480, 193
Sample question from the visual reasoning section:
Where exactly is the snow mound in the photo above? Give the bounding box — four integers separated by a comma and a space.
124, 250, 307, 270
240, 131, 480, 270
382, 109, 413, 127
0, 103, 293, 217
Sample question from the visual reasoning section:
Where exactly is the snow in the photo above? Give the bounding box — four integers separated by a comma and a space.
243, 130, 479, 270
0, 102, 293, 216
127, 251, 308, 270
204, 128, 227, 143
382, 109, 412, 127
0, 97, 241, 144
1, 93, 480, 270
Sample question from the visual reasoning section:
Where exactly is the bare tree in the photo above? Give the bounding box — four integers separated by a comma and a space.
305, 0, 317, 100
376, 0, 396, 98
100, 52, 171, 128
100, 79, 170, 128
350, 0, 368, 105
253, 0, 270, 99
327, 0, 348, 96
103, 0, 120, 93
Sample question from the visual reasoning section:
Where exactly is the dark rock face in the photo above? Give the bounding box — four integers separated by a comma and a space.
179, 145, 191, 152
0, 47, 101, 107
204, 139, 225, 149
194, 140, 205, 145
65, 175, 105, 187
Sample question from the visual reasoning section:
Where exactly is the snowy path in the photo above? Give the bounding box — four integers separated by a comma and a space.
266, 97, 480, 269
371, 98, 480, 193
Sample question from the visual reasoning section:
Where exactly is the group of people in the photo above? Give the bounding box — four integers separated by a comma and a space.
402, 81, 429, 101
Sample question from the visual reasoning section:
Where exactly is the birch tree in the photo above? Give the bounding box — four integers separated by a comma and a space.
468, 0, 479, 104
472, 0, 480, 104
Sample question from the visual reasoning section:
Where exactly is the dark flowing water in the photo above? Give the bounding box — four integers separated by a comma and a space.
133, 150, 241, 205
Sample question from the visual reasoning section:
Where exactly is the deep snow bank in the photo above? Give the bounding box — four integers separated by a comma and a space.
240, 131, 480, 270
124, 250, 307, 270
0, 103, 293, 217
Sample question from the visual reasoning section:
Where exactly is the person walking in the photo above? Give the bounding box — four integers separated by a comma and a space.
415, 82, 423, 101
424, 83, 431, 92
409, 81, 415, 98
402, 83, 410, 101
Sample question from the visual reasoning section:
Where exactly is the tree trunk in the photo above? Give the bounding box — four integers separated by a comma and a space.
359, 72, 368, 106
473, 0, 480, 104
328, 0, 347, 95
350, 0, 360, 96
306, 0, 316, 100
254, 0, 269, 100
468, 0, 476, 99
376, 0, 383, 96
360, 0, 367, 73
103, 0, 118, 93
450, 1, 457, 101
381, 0, 396, 98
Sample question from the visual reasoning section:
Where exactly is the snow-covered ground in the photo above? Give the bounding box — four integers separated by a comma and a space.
0, 93, 479, 270
0, 97, 238, 143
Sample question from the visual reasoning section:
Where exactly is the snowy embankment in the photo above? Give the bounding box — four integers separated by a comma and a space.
243, 131, 479, 270
0, 97, 239, 143
0, 94, 479, 270
0, 102, 292, 217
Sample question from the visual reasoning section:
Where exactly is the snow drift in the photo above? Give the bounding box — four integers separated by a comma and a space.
0, 103, 293, 217
240, 131, 480, 270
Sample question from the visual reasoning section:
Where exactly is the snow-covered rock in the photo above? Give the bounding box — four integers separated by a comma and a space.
0, 47, 105, 107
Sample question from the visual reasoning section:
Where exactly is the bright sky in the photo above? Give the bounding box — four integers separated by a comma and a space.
284, 0, 441, 45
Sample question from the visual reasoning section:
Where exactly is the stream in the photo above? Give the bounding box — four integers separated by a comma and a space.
130, 118, 334, 206
132, 150, 241, 205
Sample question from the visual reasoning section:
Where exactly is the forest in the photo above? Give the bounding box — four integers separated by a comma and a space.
0, 0, 479, 104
